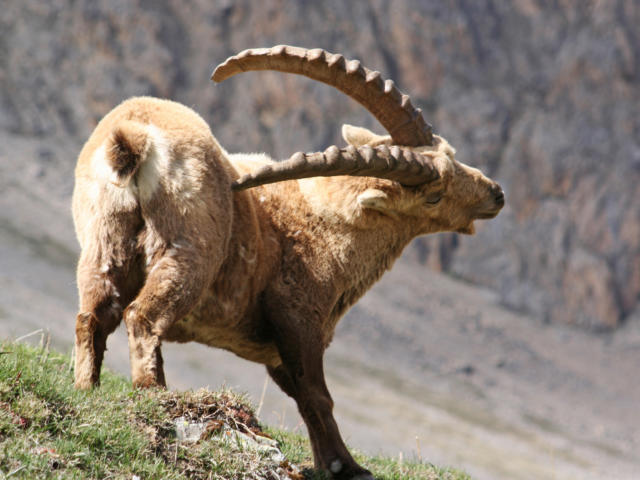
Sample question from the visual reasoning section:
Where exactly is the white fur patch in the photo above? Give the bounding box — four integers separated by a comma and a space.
137, 124, 204, 203
143, 229, 164, 267
228, 152, 273, 170
298, 178, 340, 219
238, 245, 256, 264
137, 125, 169, 202
298, 177, 362, 225
357, 188, 388, 211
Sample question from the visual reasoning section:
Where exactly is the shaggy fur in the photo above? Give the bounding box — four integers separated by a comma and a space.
73, 96, 503, 480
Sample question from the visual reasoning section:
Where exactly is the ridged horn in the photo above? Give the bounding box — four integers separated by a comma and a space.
212, 45, 433, 147
232, 145, 440, 191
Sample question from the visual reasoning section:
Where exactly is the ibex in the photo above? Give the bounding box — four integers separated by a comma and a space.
73, 46, 504, 479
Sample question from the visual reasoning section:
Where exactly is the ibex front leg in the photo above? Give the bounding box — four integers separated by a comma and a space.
267, 317, 373, 480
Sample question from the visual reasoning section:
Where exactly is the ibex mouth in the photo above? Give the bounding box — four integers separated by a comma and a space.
478, 204, 505, 219
476, 210, 502, 220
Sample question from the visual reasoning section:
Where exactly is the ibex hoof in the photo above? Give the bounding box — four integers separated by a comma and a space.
328, 458, 373, 479
74, 379, 97, 390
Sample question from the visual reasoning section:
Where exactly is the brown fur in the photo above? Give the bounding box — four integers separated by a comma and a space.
72, 97, 503, 480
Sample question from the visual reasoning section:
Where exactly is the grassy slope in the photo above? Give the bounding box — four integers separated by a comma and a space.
0, 340, 469, 479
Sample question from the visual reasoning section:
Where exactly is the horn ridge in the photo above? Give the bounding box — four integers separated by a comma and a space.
213, 45, 433, 147
231, 145, 440, 191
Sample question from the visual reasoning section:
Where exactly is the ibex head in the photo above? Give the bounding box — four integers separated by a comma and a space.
339, 124, 504, 235
213, 45, 504, 234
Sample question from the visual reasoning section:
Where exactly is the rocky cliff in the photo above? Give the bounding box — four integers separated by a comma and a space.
1, 0, 638, 329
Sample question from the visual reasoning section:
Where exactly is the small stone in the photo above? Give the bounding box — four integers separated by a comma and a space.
174, 416, 207, 443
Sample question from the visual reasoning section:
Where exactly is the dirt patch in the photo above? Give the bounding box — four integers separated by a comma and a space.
131, 389, 302, 480
158, 389, 263, 437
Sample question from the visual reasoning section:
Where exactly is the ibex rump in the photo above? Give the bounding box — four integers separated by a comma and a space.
73, 46, 504, 479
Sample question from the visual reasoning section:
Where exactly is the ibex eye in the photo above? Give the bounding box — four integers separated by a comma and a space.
425, 191, 443, 205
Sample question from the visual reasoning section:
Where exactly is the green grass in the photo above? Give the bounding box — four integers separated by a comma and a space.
0, 340, 470, 479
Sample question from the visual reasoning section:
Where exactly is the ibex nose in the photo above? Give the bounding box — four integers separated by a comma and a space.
491, 183, 505, 206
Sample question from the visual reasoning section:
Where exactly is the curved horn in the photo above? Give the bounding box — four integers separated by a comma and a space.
232, 145, 440, 191
212, 45, 433, 147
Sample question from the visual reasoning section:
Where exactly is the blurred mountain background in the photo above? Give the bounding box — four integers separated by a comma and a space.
1, 1, 639, 479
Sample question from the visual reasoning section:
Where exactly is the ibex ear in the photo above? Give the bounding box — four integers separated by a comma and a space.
357, 188, 390, 212
342, 124, 391, 147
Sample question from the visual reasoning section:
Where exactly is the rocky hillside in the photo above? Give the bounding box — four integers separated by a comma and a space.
1, 0, 638, 329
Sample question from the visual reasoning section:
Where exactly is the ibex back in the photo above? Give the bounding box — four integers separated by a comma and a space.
73, 46, 504, 480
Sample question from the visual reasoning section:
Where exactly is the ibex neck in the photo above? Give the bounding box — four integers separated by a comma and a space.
327, 221, 413, 318
263, 178, 416, 314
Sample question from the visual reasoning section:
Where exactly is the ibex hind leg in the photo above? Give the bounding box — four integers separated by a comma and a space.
123, 247, 218, 389
74, 311, 118, 389
74, 261, 138, 389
